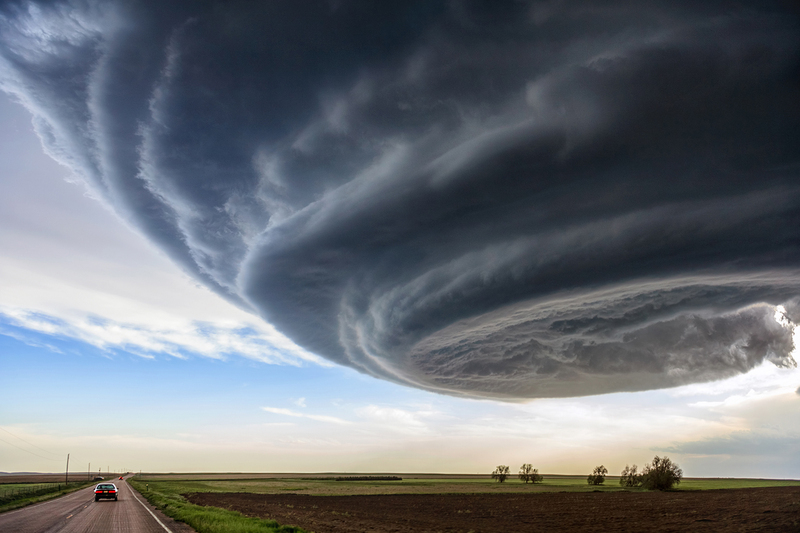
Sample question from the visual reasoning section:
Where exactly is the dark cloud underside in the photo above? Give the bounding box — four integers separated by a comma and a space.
1, 0, 798, 398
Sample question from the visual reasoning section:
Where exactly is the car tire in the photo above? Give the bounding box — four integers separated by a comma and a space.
114, 496, 118, 501
95, 497, 99, 502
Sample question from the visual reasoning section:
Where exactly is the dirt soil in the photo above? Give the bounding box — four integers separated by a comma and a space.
187, 486, 800, 533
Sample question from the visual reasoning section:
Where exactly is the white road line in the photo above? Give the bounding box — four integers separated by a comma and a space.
127, 486, 174, 533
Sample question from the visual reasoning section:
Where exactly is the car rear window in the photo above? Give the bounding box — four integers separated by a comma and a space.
97, 484, 115, 489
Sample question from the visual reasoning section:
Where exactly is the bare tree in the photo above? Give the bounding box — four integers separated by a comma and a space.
519, 463, 533, 483
587, 465, 608, 485
519, 464, 544, 484
492, 465, 510, 483
641, 456, 682, 490
620, 464, 642, 487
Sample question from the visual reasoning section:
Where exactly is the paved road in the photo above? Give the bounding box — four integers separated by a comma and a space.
0, 477, 196, 533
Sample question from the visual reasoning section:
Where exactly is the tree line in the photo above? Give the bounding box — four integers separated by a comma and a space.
492, 464, 542, 484
492, 455, 682, 491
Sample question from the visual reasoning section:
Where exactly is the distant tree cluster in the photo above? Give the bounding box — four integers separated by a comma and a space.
492, 465, 510, 482
518, 464, 543, 484
619, 464, 641, 487
492, 464, 544, 484
619, 456, 683, 490
587, 465, 608, 485
491, 456, 681, 491
641, 456, 683, 490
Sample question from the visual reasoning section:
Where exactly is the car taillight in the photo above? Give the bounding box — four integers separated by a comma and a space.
95, 490, 101, 493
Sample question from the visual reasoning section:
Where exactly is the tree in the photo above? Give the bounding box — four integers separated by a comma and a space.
519, 464, 544, 484
492, 465, 510, 483
587, 465, 608, 485
641, 456, 682, 491
619, 464, 642, 487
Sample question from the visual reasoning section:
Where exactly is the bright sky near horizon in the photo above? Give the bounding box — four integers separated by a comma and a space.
1, 1, 799, 479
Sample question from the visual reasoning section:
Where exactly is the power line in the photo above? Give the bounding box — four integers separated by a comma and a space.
0, 426, 61, 457
0, 436, 60, 461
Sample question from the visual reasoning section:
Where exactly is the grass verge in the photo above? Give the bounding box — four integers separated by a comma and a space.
128, 478, 307, 533
0, 480, 97, 514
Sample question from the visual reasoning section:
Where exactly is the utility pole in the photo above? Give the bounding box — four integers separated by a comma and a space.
65, 453, 69, 484
88, 463, 90, 481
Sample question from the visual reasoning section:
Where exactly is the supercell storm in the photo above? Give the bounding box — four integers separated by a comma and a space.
1, 1, 799, 398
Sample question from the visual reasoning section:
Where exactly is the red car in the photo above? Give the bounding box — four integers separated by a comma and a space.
94, 483, 118, 501
119, 476, 123, 480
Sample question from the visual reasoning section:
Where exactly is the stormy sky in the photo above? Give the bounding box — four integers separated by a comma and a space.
1, 0, 799, 400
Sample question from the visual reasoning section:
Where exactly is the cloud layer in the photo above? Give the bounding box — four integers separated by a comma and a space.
0, 307, 318, 366
1, 1, 799, 398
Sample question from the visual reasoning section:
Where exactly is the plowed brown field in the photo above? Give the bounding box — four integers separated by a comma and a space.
188, 486, 800, 532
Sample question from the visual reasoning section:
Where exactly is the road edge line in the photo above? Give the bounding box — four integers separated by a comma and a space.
128, 486, 174, 533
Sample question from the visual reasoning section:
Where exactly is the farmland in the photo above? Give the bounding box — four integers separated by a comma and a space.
133, 472, 800, 496
0, 478, 97, 513
128, 474, 800, 533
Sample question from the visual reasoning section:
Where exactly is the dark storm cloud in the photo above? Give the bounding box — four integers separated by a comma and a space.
1, 0, 799, 398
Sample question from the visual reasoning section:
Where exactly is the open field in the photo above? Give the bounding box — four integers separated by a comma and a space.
0, 483, 60, 497
133, 473, 800, 496
0, 473, 122, 484
0, 479, 98, 514
187, 487, 800, 532
138, 473, 489, 481
129, 478, 307, 533
128, 474, 800, 533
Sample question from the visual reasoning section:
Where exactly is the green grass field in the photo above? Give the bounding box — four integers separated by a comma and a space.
132, 473, 800, 497
676, 478, 800, 490
0, 483, 60, 497
0, 480, 96, 514
128, 479, 307, 533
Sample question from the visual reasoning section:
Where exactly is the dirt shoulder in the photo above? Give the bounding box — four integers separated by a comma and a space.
187, 486, 800, 533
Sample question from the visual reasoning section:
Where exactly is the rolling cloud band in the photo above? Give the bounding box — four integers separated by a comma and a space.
1, 1, 798, 398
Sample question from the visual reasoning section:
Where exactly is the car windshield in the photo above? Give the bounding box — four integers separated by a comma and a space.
97, 484, 115, 490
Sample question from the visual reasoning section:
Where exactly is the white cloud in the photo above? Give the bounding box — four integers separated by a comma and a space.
0, 305, 320, 366
688, 387, 793, 410
353, 405, 438, 436
670, 360, 800, 399
261, 407, 351, 425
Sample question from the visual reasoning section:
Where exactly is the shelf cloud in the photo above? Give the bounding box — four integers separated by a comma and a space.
2, 0, 798, 399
